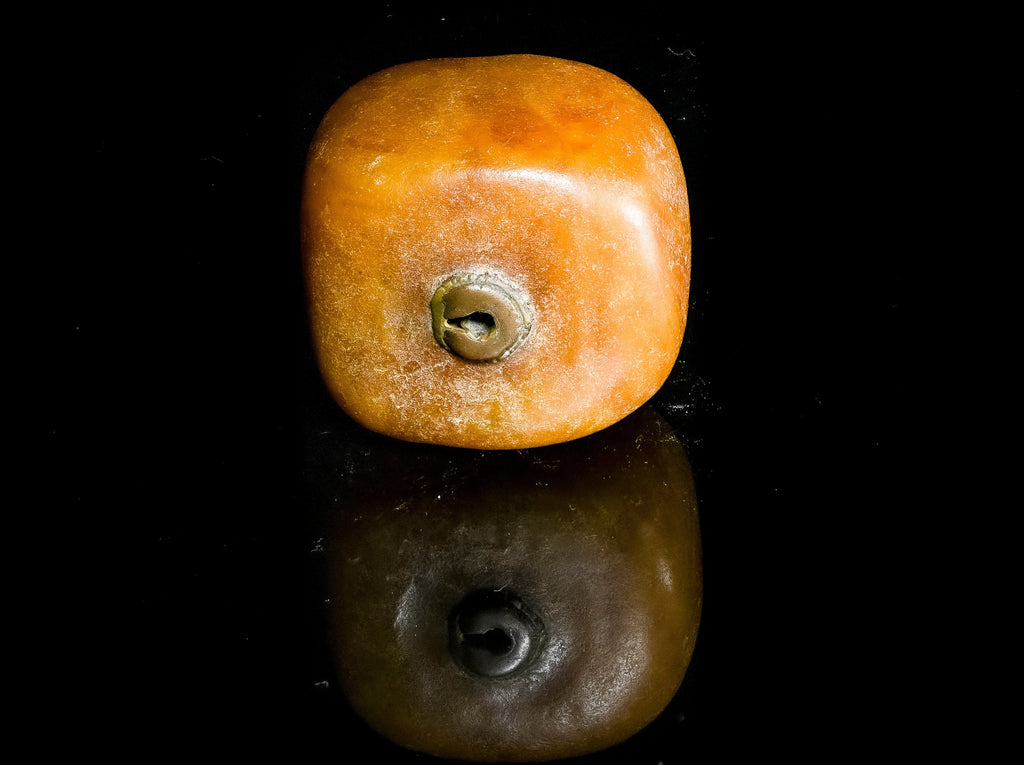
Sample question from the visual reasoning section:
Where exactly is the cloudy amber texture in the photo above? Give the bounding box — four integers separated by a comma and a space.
302, 55, 690, 449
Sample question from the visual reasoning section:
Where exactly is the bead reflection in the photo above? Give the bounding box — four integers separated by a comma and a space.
311, 405, 701, 762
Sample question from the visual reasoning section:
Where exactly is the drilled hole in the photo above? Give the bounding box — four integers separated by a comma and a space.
449, 312, 495, 340
463, 628, 515, 655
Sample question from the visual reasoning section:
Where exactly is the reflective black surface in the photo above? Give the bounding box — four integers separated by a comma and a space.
310, 405, 700, 760
49, 7, 949, 762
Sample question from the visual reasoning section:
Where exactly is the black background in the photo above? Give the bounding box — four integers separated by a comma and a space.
42, 5, 1001, 761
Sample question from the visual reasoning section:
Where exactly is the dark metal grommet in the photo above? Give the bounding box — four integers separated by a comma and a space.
431, 273, 532, 362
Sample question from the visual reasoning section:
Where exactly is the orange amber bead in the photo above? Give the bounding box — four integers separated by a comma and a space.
301, 55, 691, 449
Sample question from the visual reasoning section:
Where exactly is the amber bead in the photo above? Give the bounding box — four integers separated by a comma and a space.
302, 55, 690, 449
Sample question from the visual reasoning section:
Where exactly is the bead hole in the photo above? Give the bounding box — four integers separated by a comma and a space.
464, 627, 515, 655
449, 312, 495, 340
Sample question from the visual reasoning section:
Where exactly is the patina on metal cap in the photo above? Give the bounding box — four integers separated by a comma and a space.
431, 272, 533, 362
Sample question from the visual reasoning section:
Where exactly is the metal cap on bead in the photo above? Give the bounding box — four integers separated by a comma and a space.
431, 273, 532, 362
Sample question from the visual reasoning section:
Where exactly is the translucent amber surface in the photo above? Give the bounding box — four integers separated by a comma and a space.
302, 55, 690, 449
